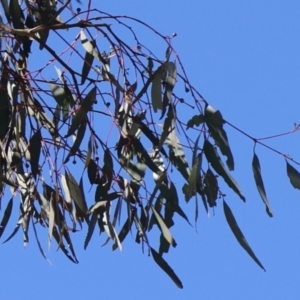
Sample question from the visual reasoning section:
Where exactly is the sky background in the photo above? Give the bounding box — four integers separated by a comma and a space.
1, 1, 300, 299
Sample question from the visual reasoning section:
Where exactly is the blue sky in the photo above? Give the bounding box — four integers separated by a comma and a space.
1, 1, 300, 299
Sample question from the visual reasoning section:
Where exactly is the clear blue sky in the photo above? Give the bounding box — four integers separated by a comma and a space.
1, 1, 300, 299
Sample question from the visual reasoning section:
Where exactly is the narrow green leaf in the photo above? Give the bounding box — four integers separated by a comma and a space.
64, 122, 86, 163
65, 170, 88, 215
65, 87, 96, 137
151, 66, 163, 112
252, 153, 273, 217
112, 214, 134, 251
50, 83, 65, 106
80, 30, 101, 60
204, 168, 218, 207
204, 140, 245, 201
223, 200, 265, 271
84, 212, 97, 250
205, 105, 234, 171
286, 161, 300, 190
0, 197, 13, 238
151, 205, 177, 248
81, 51, 94, 84
87, 159, 100, 184
48, 194, 55, 248
29, 130, 42, 179
150, 247, 183, 289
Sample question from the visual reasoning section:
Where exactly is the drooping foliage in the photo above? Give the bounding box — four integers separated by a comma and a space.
0, 0, 300, 288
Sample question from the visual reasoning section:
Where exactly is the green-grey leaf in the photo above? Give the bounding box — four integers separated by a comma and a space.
252, 153, 273, 217
65, 86, 96, 137
84, 212, 97, 249
186, 114, 204, 130
151, 66, 163, 112
204, 139, 245, 202
50, 83, 65, 106
80, 30, 101, 60
150, 247, 183, 289
223, 200, 265, 271
205, 105, 234, 171
286, 161, 300, 190
151, 205, 177, 248
0, 197, 13, 238
65, 170, 88, 215
81, 51, 94, 85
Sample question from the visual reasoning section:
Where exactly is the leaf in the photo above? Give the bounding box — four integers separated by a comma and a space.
150, 247, 183, 289
151, 66, 163, 112
112, 214, 134, 251
223, 200, 265, 271
80, 30, 101, 60
84, 212, 97, 249
151, 205, 177, 248
81, 51, 94, 84
48, 193, 55, 248
204, 140, 245, 202
0, 197, 13, 238
50, 83, 65, 106
64, 122, 86, 163
162, 62, 177, 117
87, 159, 100, 184
286, 161, 300, 190
159, 105, 178, 155
204, 169, 218, 207
65, 170, 88, 215
205, 105, 234, 171
252, 153, 273, 217
65, 87, 96, 137
186, 114, 204, 130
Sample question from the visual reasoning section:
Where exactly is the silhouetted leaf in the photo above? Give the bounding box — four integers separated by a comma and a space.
87, 159, 100, 184
81, 51, 94, 84
204, 140, 245, 201
286, 161, 300, 190
151, 66, 163, 112
65, 87, 96, 137
150, 247, 183, 289
204, 168, 219, 207
50, 83, 65, 106
64, 122, 87, 163
186, 114, 204, 130
223, 200, 265, 271
84, 212, 97, 250
252, 153, 273, 217
205, 105, 234, 171
0, 197, 13, 238
151, 205, 177, 248
80, 30, 101, 60
65, 170, 88, 215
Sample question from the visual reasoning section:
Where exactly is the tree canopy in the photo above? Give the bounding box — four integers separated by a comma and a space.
0, 0, 299, 288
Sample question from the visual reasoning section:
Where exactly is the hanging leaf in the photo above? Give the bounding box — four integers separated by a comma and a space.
50, 83, 65, 106
28, 130, 41, 179
64, 122, 87, 163
151, 205, 177, 248
0, 197, 13, 238
65, 86, 96, 137
223, 200, 265, 271
84, 212, 98, 250
286, 161, 300, 190
204, 139, 245, 202
186, 114, 205, 130
87, 159, 100, 184
151, 66, 163, 112
150, 247, 183, 289
65, 170, 88, 215
159, 105, 178, 155
205, 105, 234, 171
80, 30, 101, 60
252, 153, 273, 217
81, 51, 94, 85
204, 168, 219, 207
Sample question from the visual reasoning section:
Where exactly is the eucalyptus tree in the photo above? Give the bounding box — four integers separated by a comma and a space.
0, 0, 299, 288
